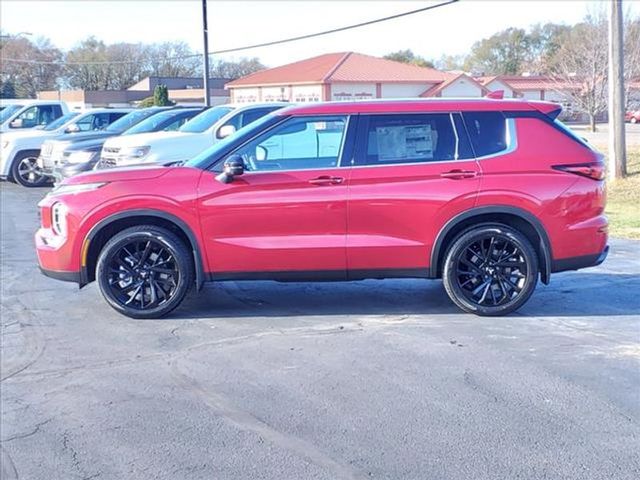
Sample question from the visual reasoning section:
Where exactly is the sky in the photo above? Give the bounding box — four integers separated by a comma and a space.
1, 0, 638, 67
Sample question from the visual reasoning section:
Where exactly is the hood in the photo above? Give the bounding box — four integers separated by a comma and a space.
64, 165, 171, 185
55, 131, 118, 144
1, 129, 57, 141
64, 137, 109, 152
104, 130, 194, 149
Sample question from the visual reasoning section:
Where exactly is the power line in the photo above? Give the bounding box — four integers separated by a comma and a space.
0, 0, 458, 66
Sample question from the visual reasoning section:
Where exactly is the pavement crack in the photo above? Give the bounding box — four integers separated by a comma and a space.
170, 359, 369, 480
1, 418, 52, 443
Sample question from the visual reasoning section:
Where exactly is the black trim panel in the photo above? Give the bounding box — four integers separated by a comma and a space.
551, 245, 609, 273
82, 209, 206, 290
40, 267, 81, 284
209, 268, 429, 283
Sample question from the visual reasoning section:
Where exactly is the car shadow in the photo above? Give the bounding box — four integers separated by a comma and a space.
167, 271, 640, 319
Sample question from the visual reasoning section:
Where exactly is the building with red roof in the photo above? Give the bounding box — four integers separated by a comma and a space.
225, 52, 488, 103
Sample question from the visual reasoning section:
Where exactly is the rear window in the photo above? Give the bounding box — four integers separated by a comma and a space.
462, 112, 508, 157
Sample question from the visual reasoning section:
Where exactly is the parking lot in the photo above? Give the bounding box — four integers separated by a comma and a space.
1, 181, 639, 479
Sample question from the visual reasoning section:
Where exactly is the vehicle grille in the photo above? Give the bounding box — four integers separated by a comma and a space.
100, 147, 120, 167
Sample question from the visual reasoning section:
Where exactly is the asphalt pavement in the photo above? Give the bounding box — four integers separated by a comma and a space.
1, 181, 639, 480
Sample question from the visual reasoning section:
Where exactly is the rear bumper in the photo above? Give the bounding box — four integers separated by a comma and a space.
551, 245, 609, 273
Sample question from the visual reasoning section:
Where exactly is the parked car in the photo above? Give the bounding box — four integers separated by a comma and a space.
35, 99, 608, 319
98, 103, 287, 169
1, 109, 131, 187
0, 100, 68, 133
625, 110, 640, 123
51, 108, 206, 183
37, 107, 174, 183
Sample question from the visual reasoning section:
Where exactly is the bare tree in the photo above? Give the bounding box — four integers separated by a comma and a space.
209, 57, 265, 80
0, 35, 62, 97
551, 11, 608, 132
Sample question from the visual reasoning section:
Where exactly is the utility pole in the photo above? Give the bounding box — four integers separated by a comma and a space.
608, 0, 626, 179
201, 0, 211, 107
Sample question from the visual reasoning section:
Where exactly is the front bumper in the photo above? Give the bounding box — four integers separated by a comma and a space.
52, 161, 97, 183
40, 267, 80, 284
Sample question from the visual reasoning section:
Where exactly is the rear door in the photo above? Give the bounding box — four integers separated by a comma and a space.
346, 112, 481, 274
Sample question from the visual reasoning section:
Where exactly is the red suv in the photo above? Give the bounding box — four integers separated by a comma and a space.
35, 99, 608, 318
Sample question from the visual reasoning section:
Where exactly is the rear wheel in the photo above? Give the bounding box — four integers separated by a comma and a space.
442, 224, 538, 316
631, 117, 638, 124
12, 151, 48, 187
96, 226, 193, 319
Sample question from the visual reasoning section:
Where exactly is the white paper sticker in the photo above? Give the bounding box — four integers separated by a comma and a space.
376, 124, 433, 161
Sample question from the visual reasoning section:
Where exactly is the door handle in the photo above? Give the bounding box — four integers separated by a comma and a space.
440, 169, 478, 180
308, 176, 344, 185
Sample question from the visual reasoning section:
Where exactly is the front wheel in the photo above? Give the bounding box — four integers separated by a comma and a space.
12, 151, 48, 187
96, 226, 194, 319
442, 224, 538, 316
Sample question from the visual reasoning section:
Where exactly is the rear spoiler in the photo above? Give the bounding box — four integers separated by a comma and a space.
529, 101, 562, 120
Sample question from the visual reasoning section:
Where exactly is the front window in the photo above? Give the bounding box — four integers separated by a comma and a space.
11, 105, 54, 128
232, 115, 347, 172
179, 106, 234, 133
43, 112, 79, 131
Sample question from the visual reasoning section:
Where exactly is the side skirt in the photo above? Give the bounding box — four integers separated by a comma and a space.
208, 268, 430, 283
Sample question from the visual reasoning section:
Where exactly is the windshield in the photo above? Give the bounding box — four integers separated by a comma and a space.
106, 109, 161, 133
179, 106, 233, 133
43, 112, 79, 131
0, 105, 23, 123
125, 110, 187, 134
185, 112, 281, 169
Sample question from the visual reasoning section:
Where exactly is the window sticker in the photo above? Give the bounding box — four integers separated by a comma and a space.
376, 124, 433, 161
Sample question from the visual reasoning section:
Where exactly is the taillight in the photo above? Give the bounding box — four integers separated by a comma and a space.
552, 162, 606, 180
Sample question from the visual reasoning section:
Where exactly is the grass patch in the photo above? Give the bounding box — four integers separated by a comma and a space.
601, 147, 640, 239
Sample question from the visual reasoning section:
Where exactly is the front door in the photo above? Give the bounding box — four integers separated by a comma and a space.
346, 112, 482, 274
197, 115, 352, 277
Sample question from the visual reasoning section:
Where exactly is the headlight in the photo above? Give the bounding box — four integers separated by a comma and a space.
51, 202, 68, 236
119, 146, 150, 161
50, 182, 107, 196
64, 150, 96, 164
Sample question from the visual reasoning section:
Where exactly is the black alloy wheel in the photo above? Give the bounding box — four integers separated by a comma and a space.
443, 224, 538, 316
96, 226, 193, 319
12, 152, 48, 187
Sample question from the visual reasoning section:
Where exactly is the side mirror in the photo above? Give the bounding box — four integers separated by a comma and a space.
215, 155, 244, 184
9, 119, 23, 128
65, 124, 80, 133
217, 124, 236, 139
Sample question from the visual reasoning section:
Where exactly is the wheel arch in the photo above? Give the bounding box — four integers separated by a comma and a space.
81, 209, 205, 290
429, 206, 552, 284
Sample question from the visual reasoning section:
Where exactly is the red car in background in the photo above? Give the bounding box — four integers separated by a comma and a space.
35, 99, 608, 319
625, 109, 640, 123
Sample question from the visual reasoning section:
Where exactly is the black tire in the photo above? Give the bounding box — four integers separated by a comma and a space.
96, 226, 193, 319
442, 224, 538, 316
11, 150, 48, 187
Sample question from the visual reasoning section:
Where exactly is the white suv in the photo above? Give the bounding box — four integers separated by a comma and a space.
1, 108, 131, 186
98, 103, 287, 168
0, 100, 68, 133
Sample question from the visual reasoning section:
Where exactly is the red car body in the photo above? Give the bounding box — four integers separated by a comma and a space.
35, 99, 608, 317
625, 110, 640, 123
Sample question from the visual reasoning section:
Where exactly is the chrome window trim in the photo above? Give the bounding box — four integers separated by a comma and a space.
449, 113, 459, 161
